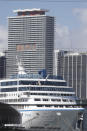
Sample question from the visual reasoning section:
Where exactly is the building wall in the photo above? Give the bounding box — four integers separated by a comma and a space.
54, 50, 68, 76
63, 54, 87, 99
0, 52, 6, 79
7, 14, 54, 77
55, 50, 87, 99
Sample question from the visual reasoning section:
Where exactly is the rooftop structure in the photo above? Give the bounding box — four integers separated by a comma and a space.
13, 8, 48, 16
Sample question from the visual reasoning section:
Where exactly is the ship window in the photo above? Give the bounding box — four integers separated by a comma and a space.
45, 105, 51, 107
43, 99, 49, 101
1, 81, 17, 86
31, 93, 37, 95
37, 105, 43, 107
18, 86, 73, 92
62, 99, 67, 102
0, 94, 7, 97
40, 81, 67, 86
63, 94, 66, 96
61, 94, 64, 96
70, 100, 73, 102
57, 99, 61, 102
1, 88, 17, 92
54, 105, 58, 107
59, 105, 63, 107
1, 82, 6, 86
9, 99, 14, 102
51, 99, 56, 101
19, 81, 37, 85
34, 98, 41, 101
66, 105, 70, 108
19, 87, 30, 91
30, 92, 73, 98
14, 99, 17, 102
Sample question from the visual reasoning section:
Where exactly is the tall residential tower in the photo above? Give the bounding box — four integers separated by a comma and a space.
7, 9, 54, 77
55, 50, 87, 99
0, 52, 6, 78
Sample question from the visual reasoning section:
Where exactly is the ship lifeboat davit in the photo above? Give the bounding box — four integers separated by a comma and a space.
0, 102, 21, 125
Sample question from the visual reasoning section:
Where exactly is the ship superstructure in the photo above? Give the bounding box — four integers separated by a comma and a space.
0, 61, 84, 130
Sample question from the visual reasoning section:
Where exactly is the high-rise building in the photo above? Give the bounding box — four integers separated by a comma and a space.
55, 50, 87, 99
7, 9, 54, 77
54, 50, 68, 76
0, 52, 6, 78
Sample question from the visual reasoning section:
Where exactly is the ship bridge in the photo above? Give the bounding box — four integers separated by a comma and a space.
0, 102, 21, 125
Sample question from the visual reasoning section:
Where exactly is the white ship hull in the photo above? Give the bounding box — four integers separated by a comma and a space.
20, 108, 84, 131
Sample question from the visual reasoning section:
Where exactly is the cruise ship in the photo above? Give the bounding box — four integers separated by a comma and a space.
0, 61, 84, 131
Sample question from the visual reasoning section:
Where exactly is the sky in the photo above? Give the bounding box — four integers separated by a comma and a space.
0, 0, 87, 51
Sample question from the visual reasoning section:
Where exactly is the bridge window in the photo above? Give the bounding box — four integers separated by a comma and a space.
19, 81, 37, 85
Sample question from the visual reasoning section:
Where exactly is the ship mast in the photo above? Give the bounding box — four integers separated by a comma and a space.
16, 56, 26, 75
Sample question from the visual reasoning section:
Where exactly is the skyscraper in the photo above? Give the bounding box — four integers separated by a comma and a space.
0, 52, 6, 78
54, 50, 68, 76
63, 52, 87, 99
55, 50, 87, 99
7, 9, 54, 77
